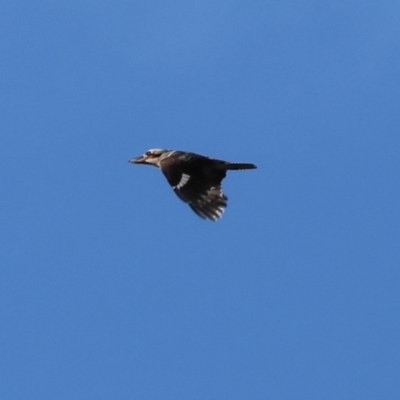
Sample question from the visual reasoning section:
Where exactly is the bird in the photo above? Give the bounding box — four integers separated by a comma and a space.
129, 148, 257, 221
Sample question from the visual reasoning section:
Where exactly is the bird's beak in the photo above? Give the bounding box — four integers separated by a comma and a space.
129, 155, 147, 164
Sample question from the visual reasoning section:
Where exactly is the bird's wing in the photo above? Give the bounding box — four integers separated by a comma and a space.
161, 167, 227, 221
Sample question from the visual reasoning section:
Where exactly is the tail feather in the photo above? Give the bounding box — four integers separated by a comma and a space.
224, 162, 257, 170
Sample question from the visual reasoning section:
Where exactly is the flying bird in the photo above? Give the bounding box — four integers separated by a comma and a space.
129, 149, 256, 221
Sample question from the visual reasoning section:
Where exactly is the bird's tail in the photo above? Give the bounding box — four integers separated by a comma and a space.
224, 162, 257, 170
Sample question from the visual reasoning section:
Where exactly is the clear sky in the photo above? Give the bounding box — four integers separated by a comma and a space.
1, 2, 400, 399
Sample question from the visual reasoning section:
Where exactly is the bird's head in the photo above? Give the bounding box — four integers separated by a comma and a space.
129, 149, 171, 167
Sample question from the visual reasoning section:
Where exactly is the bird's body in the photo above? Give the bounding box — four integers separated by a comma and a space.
129, 149, 256, 221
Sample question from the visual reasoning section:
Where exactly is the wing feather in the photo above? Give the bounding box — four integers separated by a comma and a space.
161, 158, 228, 221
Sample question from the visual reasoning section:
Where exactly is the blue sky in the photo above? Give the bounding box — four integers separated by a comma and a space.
1, 1, 400, 399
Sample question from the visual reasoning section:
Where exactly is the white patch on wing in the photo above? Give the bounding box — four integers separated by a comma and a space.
175, 173, 191, 189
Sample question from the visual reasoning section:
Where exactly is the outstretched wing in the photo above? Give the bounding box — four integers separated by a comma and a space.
174, 174, 227, 221
161, 165, 227, 221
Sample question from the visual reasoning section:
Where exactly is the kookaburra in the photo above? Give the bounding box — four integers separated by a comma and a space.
129, 149, 256, 221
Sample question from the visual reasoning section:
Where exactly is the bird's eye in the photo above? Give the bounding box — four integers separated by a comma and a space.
145, 151, 152, 156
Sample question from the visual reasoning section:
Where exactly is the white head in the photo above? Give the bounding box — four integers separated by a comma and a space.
129, 148, 173, 167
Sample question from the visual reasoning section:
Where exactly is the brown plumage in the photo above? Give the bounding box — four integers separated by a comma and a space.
129, 149, 256, 221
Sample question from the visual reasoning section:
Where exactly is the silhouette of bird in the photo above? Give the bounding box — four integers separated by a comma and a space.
129, 149, 257, 221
